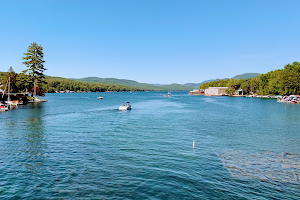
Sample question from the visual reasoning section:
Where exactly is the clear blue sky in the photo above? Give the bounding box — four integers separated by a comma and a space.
0, 0, 299, 84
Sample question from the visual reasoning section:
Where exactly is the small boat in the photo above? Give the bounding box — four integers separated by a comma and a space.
163, 92, 172, 97
28, 97, 48, 103
0, 103, 9, 111
189, 90, 204, 96
4, 100, 18, 106
97, 95, 103, 99
119, 102, 131, 110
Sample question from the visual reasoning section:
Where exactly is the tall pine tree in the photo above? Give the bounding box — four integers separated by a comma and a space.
22, 42, 47, 96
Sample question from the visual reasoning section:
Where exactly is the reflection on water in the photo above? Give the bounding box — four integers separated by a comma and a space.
21, 105, 47, 174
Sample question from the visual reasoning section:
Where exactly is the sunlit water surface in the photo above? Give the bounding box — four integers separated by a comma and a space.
1, 92, 300, 199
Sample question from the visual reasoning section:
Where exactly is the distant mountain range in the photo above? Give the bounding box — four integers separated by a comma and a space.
184, 73, 260, 89
70, 77, 196, 91
1, 71, 260, 91
70, 73, 260, 90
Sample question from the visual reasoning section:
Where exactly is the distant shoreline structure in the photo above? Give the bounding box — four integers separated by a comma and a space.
189, 89, 204, 96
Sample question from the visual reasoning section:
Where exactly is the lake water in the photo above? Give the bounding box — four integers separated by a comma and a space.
1, 91, 300, 199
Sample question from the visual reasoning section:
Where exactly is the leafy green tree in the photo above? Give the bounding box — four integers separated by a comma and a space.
1, 67, 18, 93
282, 62, 300, 95
0, 72, 5, 81
225, 87, 236, 95
22, 42, 47, 96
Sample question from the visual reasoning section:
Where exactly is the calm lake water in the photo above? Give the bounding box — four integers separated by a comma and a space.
1, 91, 300, 199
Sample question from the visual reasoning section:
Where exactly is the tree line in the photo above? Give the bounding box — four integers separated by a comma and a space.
200, 61, 300, 96
0, 72, 150, 93
43, 76, 149, 92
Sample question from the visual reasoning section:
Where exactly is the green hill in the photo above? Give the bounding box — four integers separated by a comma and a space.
1, 72, 260, 92
160, 84, 196, 91
232, 73, 260, 80
71, 77, 157, 89
184, 79, 227, 88
1, 73, 196, 91
44, 76, 148, 92
71, 77, 195, 91
185, 73, 260, 88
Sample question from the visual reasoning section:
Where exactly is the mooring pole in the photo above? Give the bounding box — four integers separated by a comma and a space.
34, 79, 36, 99
8, 77, 11, 102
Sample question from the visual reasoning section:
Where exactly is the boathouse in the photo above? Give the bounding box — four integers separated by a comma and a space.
234, 85, 243, 96
204, 87, 228, 96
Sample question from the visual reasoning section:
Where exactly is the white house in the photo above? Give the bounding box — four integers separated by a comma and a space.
204, 87, 228, 96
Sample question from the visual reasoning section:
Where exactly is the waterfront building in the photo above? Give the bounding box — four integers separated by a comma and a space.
204, 87, 228, 96
234, 85, 243, 96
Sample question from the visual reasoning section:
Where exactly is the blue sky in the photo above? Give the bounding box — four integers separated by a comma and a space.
0, 0, 299, 84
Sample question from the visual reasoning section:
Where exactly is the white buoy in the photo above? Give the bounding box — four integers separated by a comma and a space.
193, 140, 195, 149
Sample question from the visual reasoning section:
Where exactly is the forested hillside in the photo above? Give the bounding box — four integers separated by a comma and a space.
232, 73, 260, 80
185, 73, 259, 88
44, 76, 150, 92
45, 77, 196, 92
185, 79, 224, 88
1, 73, 195, 92
200, 62, 300, 95
160, 84, 196, 91
71, 77, 196, 91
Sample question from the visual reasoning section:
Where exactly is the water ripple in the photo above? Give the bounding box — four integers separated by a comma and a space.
1, 92, 300, 199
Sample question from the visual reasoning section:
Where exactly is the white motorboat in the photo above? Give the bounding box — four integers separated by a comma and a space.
5, 100, 19, 106
119, 102, 131, 110
97, 95, 103, 99
163, 92, 172, 97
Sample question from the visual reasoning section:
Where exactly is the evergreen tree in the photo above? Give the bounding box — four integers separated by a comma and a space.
1, 67, 18, 93
16, 73, 32, 93
22, 42, 47, 96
